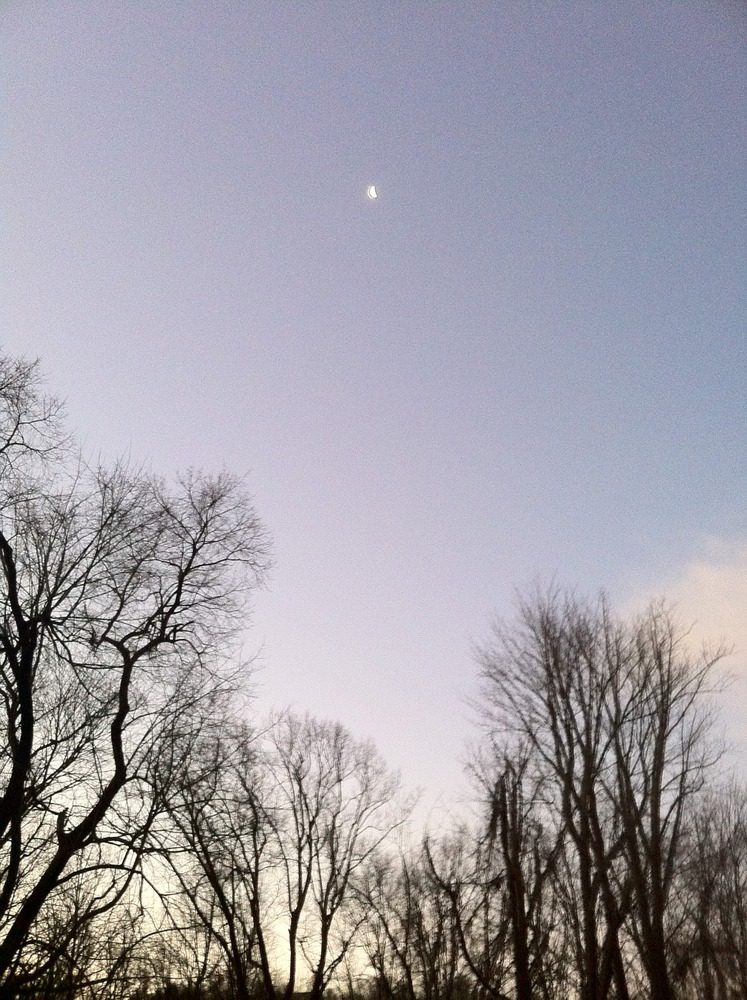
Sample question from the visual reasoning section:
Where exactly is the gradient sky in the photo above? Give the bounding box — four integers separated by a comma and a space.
3, 1, 746, 818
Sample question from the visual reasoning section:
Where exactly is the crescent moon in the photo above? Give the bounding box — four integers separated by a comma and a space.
366, 185, 378, 200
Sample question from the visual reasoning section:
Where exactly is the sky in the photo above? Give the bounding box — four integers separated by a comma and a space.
2, 1, 746, 819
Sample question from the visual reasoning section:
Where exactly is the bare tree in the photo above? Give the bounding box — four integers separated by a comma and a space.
156, 724, 273, 1000
0, 355, 64, 476
0, 353, 269, 994
604, 605, 722, 1000
475, 589, 723, 1000
357, 846, 464, 1000
160, 712, 405, 1000
483, 756, 565, 1000
267, 714, 405, 1000
669, 782, 747, 999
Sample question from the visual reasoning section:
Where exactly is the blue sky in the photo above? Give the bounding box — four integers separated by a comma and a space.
3, 1, 745, 814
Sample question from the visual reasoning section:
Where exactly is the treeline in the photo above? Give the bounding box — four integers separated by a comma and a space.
0, 353, 744, 1000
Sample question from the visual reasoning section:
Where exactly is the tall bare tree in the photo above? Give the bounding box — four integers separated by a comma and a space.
668, 782, 747, 999
358, 846, 465, 1000
476, 589, 723, 1000
156, 724, 274, 1000
605, 606, 721, 1000
0, 353, 268, 995
160, 712, 405, 1000
267, 714, 405, 1000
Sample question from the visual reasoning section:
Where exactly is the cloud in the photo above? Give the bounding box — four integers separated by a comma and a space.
663, 540, 747, 653
629, 538, 747, 770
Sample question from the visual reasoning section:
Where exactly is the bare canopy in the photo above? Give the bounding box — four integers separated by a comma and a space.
0, 352, 269, 993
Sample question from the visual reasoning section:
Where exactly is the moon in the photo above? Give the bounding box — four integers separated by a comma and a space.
366, 184, 378, 200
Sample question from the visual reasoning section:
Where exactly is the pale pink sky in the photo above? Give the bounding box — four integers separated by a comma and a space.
2, 2, 745, 811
